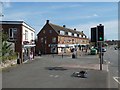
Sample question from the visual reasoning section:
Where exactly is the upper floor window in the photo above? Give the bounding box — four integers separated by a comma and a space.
52, 37, 56, 43
83, 35, 85, 38
74, 33, 77, 37
60, 31, 65, 35
25, 30, 28, 40
9, 28, 17, 39
41, 37, 43, 43
79, 35, 81, 38
49, 30, 52, 33
68, 32, 72, 36
31, 33, 33, 40
43, 30, 45, 34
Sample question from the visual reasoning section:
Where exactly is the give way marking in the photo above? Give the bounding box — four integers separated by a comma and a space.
113, 77, 120, 84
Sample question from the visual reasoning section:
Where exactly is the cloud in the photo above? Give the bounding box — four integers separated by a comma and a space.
93, 14, 98, 17
3, 1, 11, 8
70, 20, 118, 40
50, 4, 81, 10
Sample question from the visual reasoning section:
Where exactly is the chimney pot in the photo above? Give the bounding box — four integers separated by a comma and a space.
46, 20, 49, 24
63, 25, 66, 28
74, 28, 76, 31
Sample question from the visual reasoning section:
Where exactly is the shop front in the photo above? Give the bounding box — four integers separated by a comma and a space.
23, 44, 35, 62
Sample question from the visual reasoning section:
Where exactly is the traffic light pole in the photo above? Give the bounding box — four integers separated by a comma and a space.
100, 42, 102, 70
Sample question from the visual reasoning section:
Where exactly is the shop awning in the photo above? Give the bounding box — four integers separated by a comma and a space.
23, 44, 36, 48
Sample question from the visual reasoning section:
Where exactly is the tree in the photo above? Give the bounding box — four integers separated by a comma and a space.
0, 31, 13, 62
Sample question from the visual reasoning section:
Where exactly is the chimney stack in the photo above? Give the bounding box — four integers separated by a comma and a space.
46, 20, 49, 24
63, 25, 66, 28
74, 28, 76, 31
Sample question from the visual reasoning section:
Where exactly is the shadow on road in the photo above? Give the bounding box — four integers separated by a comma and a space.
45, 67, 68, 71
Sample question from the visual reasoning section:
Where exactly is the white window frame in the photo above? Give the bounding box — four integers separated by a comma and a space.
60, 30, 65, 35
79, 35, 81, 38
68, 32, 72, 36
25, 30, 28, 40
74, 33, 77, 37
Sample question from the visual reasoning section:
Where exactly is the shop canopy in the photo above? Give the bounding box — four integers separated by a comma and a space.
23, 44, 36, 48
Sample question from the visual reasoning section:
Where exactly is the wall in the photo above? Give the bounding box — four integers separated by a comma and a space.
22, 25, 35, 44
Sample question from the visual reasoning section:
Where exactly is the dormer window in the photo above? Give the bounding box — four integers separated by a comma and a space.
60, 30, 65, 35
68, 32, 72, 36
79, 35, 81, 38
74, 33, 77, 37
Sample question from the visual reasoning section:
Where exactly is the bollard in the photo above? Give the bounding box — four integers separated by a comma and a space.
72, 54, 75, 59
17, 58, 21, 64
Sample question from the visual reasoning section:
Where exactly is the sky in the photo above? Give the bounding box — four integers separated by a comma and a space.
1, 2, 118, 40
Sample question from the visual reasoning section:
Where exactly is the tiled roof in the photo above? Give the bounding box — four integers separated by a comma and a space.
49, 23, 86, 36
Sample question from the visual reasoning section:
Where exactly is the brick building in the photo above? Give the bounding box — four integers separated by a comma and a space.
36, 20, 89, 54
1, 21, 36, 63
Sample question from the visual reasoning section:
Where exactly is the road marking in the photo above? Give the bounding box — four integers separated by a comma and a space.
54, 75, 59, 78
104, 60, 109, 72
113, 77, 120, 84
49, 75, 54, 77
108, 61, 110, 64
107, 65, 109, 72
49, 75, 59, 78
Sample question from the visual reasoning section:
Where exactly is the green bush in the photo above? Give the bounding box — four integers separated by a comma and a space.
1, 52, 17, 63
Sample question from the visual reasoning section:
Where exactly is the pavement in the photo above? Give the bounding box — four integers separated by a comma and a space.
2, 53, 109, 88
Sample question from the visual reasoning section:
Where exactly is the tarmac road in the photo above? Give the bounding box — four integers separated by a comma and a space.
2, 54, 108, 88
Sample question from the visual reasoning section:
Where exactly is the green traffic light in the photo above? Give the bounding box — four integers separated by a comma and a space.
99, 37, 102, 40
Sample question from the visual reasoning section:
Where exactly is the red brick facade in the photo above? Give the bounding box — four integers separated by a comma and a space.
2, 24, 23, 62
1, 21, 35, 63
36, 20, 89, 54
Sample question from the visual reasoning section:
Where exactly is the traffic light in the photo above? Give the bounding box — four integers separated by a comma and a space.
97, 24, 104, 41
91, 27, 97, 42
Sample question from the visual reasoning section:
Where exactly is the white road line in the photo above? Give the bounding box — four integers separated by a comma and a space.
107, 65, 109, 72
104, 60, 109, 72
49, 75, 53, 77
54, 75, 59, 78
108, 61, 110, 64
49, 75, 59, 78
113, 77, 120, 84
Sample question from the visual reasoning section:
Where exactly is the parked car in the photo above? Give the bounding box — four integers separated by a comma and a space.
90, 48, 97, 55
102, 48, 106, 52
94, 47, 106, 52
